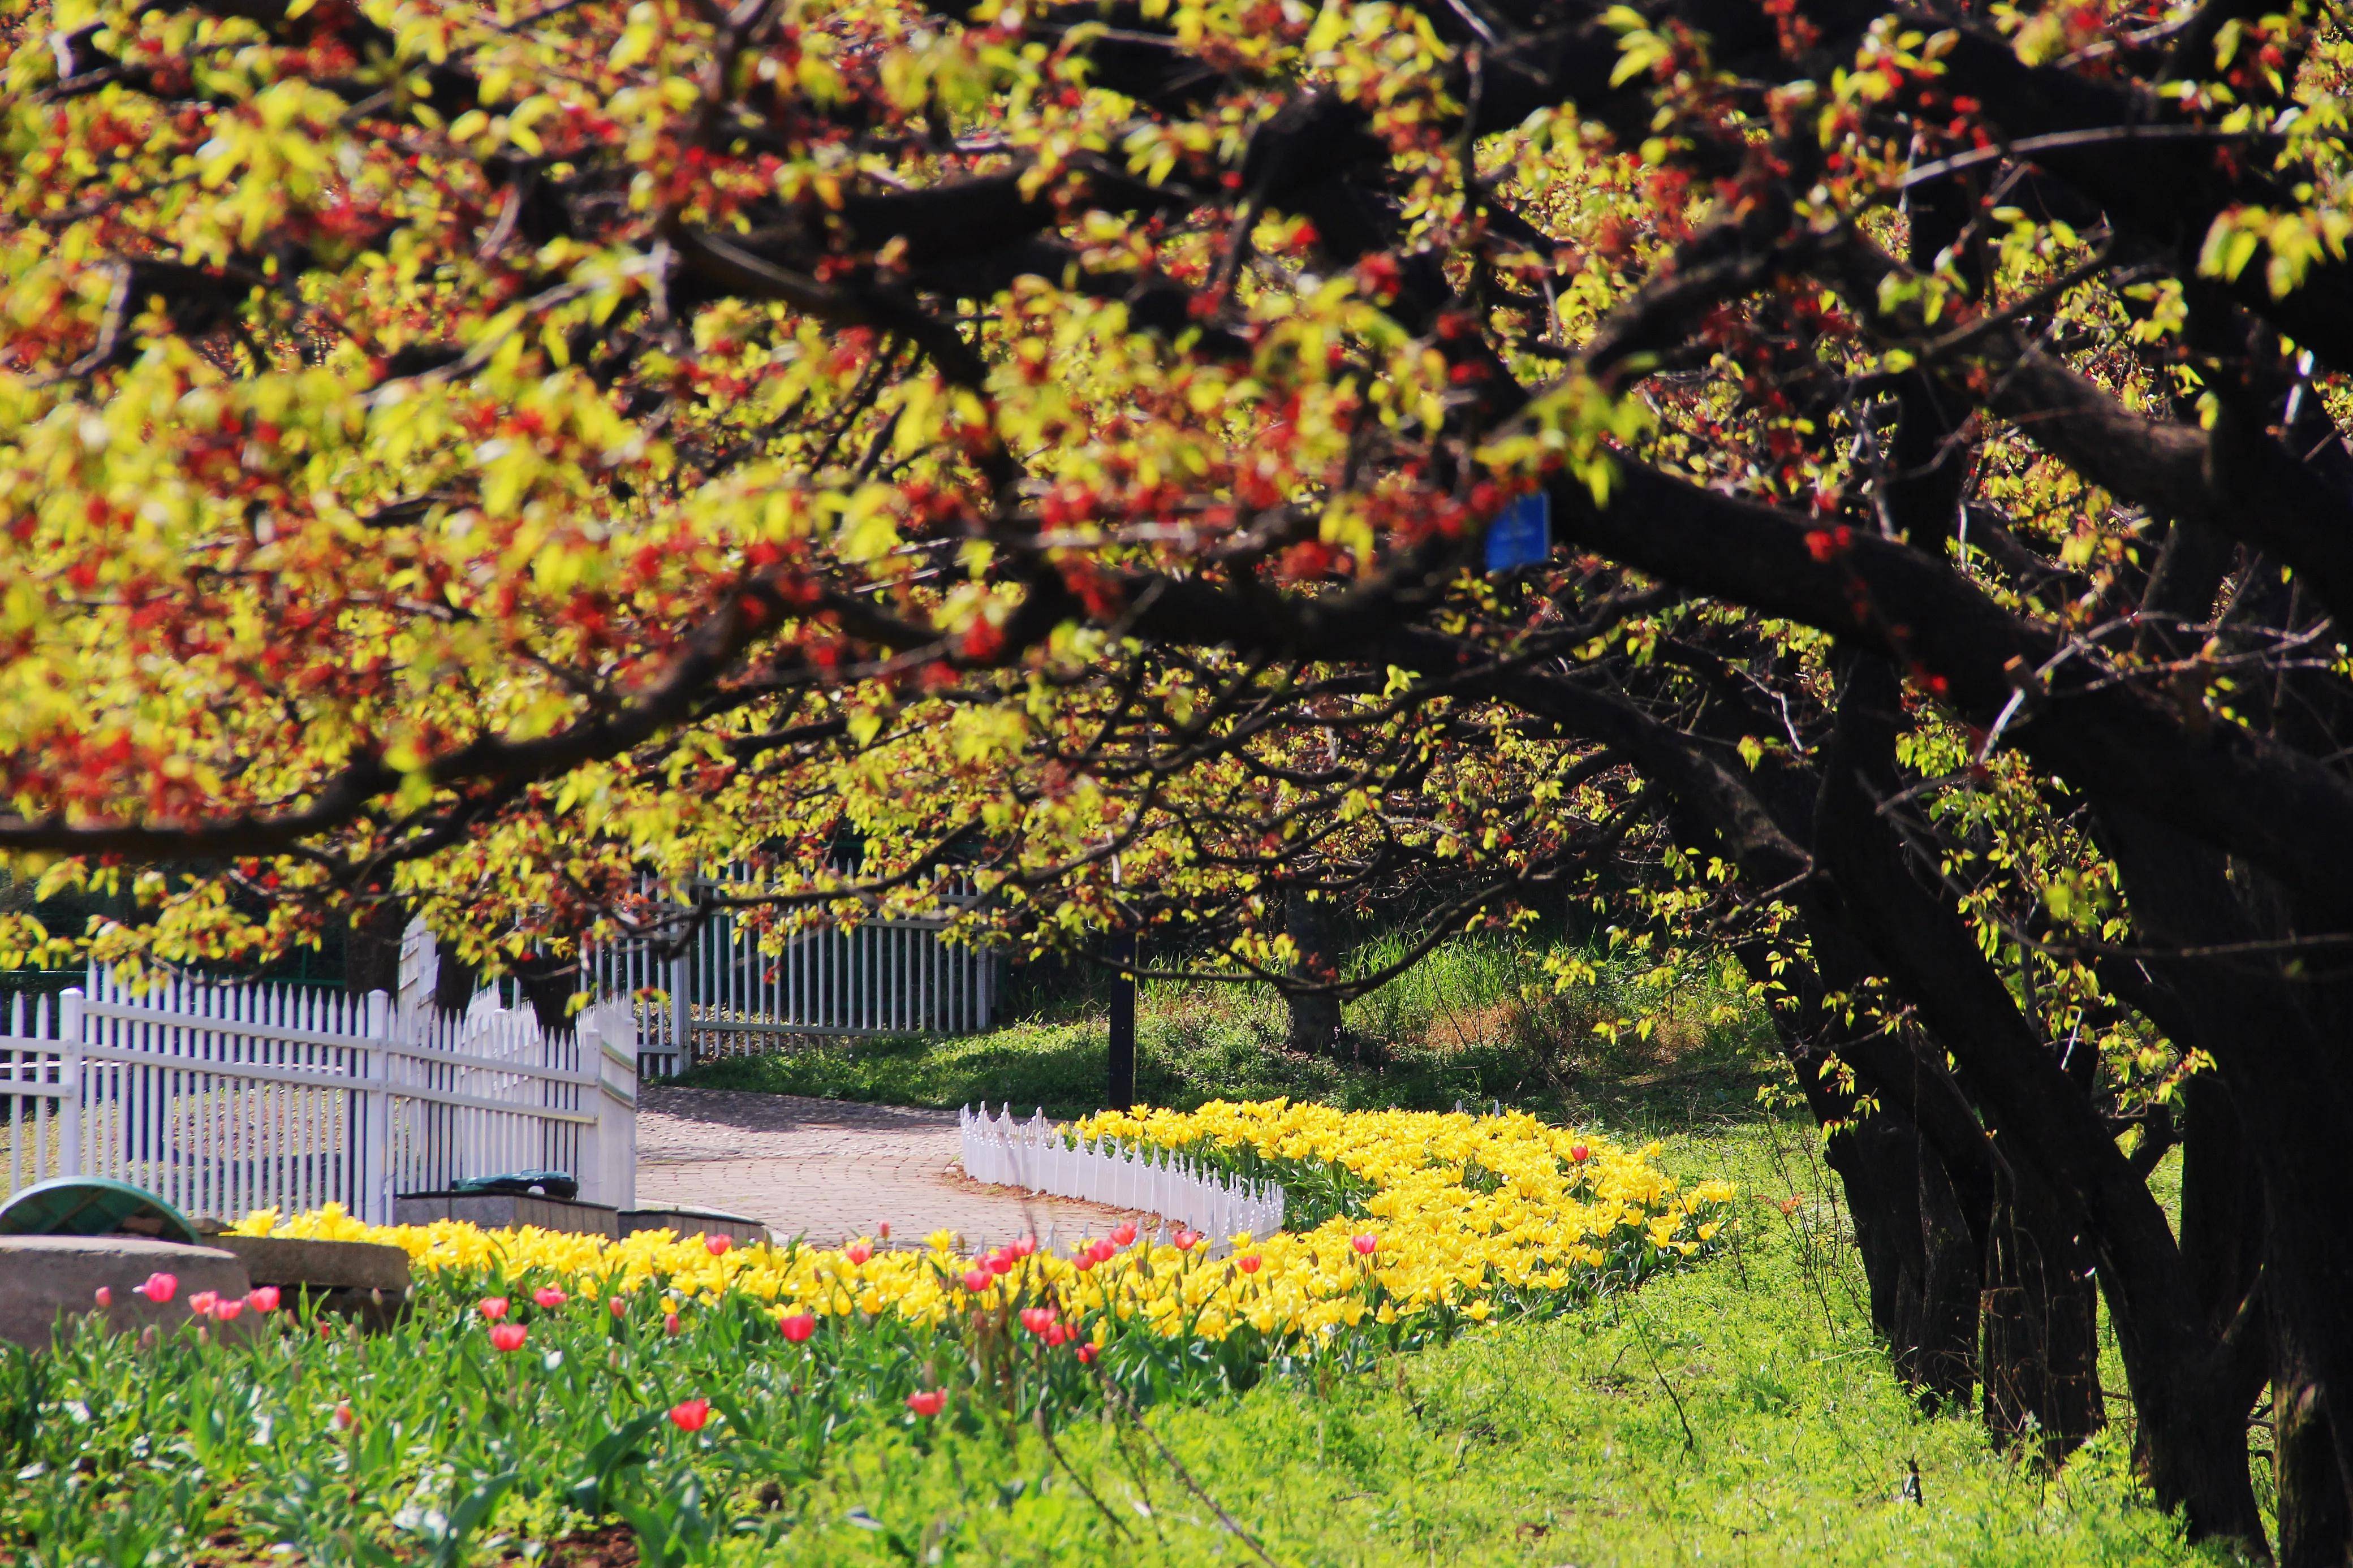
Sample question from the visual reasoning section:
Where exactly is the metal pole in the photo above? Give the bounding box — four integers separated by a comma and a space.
1106, 933, 1136, 1112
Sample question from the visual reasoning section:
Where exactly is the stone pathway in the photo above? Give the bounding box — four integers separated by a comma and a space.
634, 1088, 1142, 1250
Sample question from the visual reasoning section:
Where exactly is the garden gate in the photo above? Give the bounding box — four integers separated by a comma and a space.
591, 867, 1002, 1078
0, 927, 636, 1226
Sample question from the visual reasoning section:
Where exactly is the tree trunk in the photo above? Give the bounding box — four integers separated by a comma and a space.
1730, 938, 1981, 1405
2275, 1293, 2353, 1568
433, 948, 479, 1017
1840, 1100, 1983, 1407
343, 900, 406, 997
513, 958, 581, 1034
1460, 648, 2262, 1548
1282, 885, 1346, 1056
2099, 807, 2353, 1549
1813, 656, 2255, 1542
1979, 1166, 2104, 1461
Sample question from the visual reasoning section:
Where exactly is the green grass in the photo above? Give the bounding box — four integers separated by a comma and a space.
676, 937, 1778, 1125
747, 1114, 2209, 1566
665, 943, 2216, 1566
6, 943, 2217, 1565
0, 1115, 2217, 1566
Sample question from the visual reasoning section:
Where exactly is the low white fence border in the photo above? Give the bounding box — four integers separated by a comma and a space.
0, 927, 635, 1227
957, 1104, 1283, 1254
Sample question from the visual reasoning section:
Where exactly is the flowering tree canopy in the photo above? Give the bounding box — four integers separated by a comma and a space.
9, 0, 2353, 1549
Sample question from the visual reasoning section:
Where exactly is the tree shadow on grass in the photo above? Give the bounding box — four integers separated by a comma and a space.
674, 1009, 1783, 1135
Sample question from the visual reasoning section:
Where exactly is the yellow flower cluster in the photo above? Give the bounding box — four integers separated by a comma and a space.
1079, 1100, 1734, 1299
234, 1102, 1729, 1347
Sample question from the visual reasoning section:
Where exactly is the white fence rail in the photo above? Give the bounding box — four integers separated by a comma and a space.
592, 867, 1002, 1079
958, 1104, 1285, 1251
0, 931, 635, 1226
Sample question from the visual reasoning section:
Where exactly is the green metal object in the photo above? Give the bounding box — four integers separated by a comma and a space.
0, 1177, 200, 1244
451, 1170, 577, 1199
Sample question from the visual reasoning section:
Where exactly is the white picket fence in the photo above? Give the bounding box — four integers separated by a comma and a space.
0, 931, 635, 1226
592, 866, 1002, 1078
958, 1104, 1285, 1251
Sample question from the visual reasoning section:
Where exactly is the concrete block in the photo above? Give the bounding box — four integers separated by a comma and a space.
395, 1191, 619, 1238
213, 1236, 412, 1332
217, 1237, 410, 1293
0, 1237, 253, 1350
620, 1208, 771, 1247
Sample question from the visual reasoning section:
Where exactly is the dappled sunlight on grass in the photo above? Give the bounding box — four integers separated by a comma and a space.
678, 936, 1778, 1126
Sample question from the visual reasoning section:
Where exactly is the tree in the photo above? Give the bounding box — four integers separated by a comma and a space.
8, 0, 2353, 1552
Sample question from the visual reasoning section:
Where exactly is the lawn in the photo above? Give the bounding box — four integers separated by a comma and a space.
1, 945, 2217, 1566
718, 1112, 2205, 1567
674, 938, 1778, 1128
656, 947, 2213, 1567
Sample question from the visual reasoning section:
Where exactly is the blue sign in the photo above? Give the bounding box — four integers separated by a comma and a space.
1484, 491, 1552, 572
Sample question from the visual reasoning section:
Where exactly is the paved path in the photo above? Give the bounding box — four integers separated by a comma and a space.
634, 1088, 1141, 1251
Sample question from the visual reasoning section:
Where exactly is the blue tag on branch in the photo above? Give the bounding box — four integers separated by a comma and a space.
1484, 491, 1552, 572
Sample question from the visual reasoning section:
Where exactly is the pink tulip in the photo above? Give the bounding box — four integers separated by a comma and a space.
135, 1272, 178, 1304
247, 1286, 282, 1313
1110, 1223, 1137, 1247
489, 1323, 528, 1353
1075, 1344, 1098, 1364
1074, 1254, 1097, 1274
1172, 1228, 1201, 1251
986, 1254, 1013, 1276
1019, 1307, 1058, 1336
477, 1297, 510, 1321
610, 1296, 628, 1318
1238, 1254, 1262, 1274
669, 1398, 713, 1432
704, 1234, 731, 1257
877, 1221, 891, 1240
1087, 1239, 1116, 1264
778, 1311, 817, 1344
1011, 1236, 1037, 1258
905, 1389, 946, 1416
93, 1286, 112, 1308
1569, 1144, 1590, 1164
960, 1268, 991, 1293
844, 1242, 873, 1265
663, 1312, 682, 1337
212, 1299, 245, 1323
533, 1287, 567, 1310
1351, 1234, 1379, 1256
187, 1291, 219, 1317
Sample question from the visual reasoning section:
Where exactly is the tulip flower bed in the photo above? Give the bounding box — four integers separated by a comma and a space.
0, 1104, 1730, 1565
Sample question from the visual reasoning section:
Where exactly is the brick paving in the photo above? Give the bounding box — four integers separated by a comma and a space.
634, 1087, 1143, 1251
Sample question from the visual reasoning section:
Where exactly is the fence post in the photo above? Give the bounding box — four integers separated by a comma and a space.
588, 1002, 637, 1211
57, 988, 82, 1182
669, 947, 690, 1076
360, 990, 391, 1225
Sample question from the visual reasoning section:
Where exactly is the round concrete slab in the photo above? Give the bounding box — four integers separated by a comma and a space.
0, 1237, 253, 1350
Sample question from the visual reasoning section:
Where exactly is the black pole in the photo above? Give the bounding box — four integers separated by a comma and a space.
1106, 932, 1136, 1111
